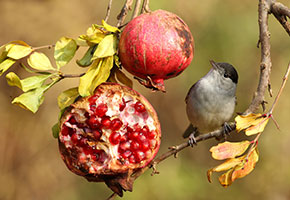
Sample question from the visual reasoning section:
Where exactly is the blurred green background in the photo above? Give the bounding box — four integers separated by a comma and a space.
1, 0, 290, 199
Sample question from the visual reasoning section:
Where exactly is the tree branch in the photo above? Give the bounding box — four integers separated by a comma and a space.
116, 0, 134, 27
141, 0, 151, 13
271, 2, 290, 36
245, 0, 272, 114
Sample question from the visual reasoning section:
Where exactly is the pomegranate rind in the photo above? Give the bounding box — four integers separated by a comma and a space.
58, 83, 161, 182
119, 9, 194, 90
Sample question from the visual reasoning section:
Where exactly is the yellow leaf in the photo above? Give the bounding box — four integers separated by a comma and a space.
102, 20, 120, 33
235, 113, 269, 136
7, 44, 33, 59
54, 37, 78, 69
78, 59, 102, 97
207, 156, 244, 183
89, 56, 114, 93
28, 52, 55, 71
92, 34, 117, 60
115, 68, 133, 88
232, 148, 259, 181
0, 58, 16, 76
218, 168, 234, 188
57, 87, 79, 110
6, 72, 22, 89
210, 141, 251, 160
79, 25, 106, 45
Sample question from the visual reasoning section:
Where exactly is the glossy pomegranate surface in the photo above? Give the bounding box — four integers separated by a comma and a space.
119, 9, 194, 91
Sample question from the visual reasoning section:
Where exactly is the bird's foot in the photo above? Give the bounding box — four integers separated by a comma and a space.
188, 133, 197, 147
223, 122, 233, 135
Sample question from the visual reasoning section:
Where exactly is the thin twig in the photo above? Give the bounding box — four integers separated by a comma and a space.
104, 0, 113, 22
33, 44, 55, 50
60, 73, 85, 79
131, 0, 142, 19
117, 0, 134, 27
268, 62, 290, 114
141, 0, 151, 13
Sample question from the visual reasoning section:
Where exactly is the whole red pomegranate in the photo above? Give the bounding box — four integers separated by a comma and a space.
58, 83, 161, 196
119, 9, 194, 92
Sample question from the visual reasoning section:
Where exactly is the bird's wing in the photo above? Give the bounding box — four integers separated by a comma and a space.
183, 124, 197, 138
185, 82, 197, 104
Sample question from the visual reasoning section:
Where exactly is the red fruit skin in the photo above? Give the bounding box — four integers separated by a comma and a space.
119, 9, 194, 91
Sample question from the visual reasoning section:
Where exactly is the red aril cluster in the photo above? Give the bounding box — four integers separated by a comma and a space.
58, 83, 161, 185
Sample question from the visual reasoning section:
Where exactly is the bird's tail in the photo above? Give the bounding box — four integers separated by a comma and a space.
183, 124, 196, 138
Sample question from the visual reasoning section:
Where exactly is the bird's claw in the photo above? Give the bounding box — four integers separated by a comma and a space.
188, 133, 197, 147
223, 122, 233, 136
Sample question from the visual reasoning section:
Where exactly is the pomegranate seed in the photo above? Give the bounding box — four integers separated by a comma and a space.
95, 103, 108, 117
147, 130, 156, 139
120, 134, 128, 143
119, 141, 131, 151
141, 125, 149, 135
137, 135, 147, 143
79, 138, 88, 147
126, 126, 133, 133
129, 155, 136, 163
111, 118, 123, 130
135, 151, 145, 162
134, 101, 146, 112
92, 129, 102, 140
119, 98, 126, 111
88, 115, 99, 129
83, 147, 94, 155
130, 141, 140, 150
61, 125, 70, 136
71, 133, 79, 144
91, 154, 97, 161
150, 139, 157, 149
133, 124, 141, 132
141, 140, 150, 151
109, 132, 121, 145
121, 150, 132, 158
69, 116, 77, 124
101, 117, 111, 129
145, 150, 152, 159
88, 94, 98, 104
129, 131, 139, 140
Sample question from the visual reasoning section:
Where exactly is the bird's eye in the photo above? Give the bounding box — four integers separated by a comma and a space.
224, 73, 229, 78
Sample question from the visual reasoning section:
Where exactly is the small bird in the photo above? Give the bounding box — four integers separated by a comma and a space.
184, 60, 238, 146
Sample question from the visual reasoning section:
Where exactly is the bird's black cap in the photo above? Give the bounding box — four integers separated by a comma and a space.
210, 60, 238, 84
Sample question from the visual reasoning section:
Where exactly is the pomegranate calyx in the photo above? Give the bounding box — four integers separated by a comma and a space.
134, 76, 166, 92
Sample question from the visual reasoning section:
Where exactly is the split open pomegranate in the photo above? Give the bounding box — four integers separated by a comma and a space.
58, 83, 161, 195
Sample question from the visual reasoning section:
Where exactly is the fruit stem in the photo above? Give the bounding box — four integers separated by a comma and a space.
141, 0, 151, 13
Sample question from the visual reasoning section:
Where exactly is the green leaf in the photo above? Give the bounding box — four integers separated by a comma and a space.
28, 52, 55, 71
0, 58, 16, 76
92, 34, 117, 60
76, 45, 96, 67
12, 83, 52, 113
57, 87, 79, 110
54, 37, 78, 69
78, 59, 102, 96
89, 56, 114, 93
7, 44, 33, 59
102, 20, 120, 33
52, 122, 60, 138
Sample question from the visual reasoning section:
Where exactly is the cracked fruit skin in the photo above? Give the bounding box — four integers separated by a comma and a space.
58, 82, 161, 196
119, 9, 194, 91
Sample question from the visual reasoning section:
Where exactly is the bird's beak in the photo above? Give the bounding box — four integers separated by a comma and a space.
210, 60, 221, 71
